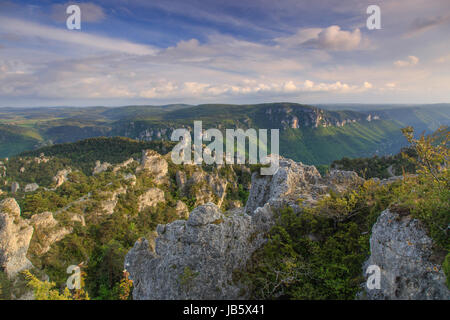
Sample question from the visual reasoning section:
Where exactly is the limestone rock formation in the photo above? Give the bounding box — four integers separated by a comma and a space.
186, 170, 229, 207
99, 187, 127, 215
52, 169, 71, 188
93, 161, 112, 175
324, 170, 365, 193
125, 157, 367, 300
362, 209, 450, 300
175, 171, 187, 192
136, 150, 168, 182
11, 182, 20, 193
28, 212, 71, 256
0, 162, 6, 177
125, 155, 446, 301
0, 198, 34, 278
125, 203, 274, 300
113, 158, 135, 173
24, 183, 39, 193
123, 173, 137, 186
245, 158, 365, 214
174, 200, 189, 219
138, 188, 165, 212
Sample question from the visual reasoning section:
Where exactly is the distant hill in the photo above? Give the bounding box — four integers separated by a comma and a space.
1, 102, 449, 164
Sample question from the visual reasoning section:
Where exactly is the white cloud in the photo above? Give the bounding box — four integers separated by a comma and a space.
0, 17, 157, 55
277, 25, 362, 51
283, 81, 297, 92
314, 26, 362, 51
394, 56, 419, 67
364, 81, 373, 89
434, 54, 450, 63
386, 82, 397, 88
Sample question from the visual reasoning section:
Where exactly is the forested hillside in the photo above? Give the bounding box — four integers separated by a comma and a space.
1, 103, 448, 165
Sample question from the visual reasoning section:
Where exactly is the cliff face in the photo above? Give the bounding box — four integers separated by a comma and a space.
362, 209, 449, 300
113, 105, 382, 142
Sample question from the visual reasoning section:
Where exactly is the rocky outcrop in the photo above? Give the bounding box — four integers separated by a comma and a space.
185, 170, 229, 207
136, 150, 168, 183
245, 157, 320, 213
125, 203, 274, 300
138, 188, 165, 212
125, 157, 368, 300
263, 104, 377, 130
52, 169, 71, 188
245, 158, 363, 214
99, 187, 127, 215
24, 183, 39, 193
123, 173, 137, 186
362, 209, 450, 300
0, 198, 34, 278
11, 182, 20, 193
93, 161, 111, 175
113, 158, 135, 173
0, 162, 6, 177
28, 212, 71, 256
324, 170, 365, 194
174, 200, 189, 219
175, 171, 187, 192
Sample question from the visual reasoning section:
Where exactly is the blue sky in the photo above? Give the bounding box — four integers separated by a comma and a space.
0, 0, 449, 107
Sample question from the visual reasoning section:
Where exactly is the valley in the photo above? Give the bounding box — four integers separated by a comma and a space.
1, 103, 449, 164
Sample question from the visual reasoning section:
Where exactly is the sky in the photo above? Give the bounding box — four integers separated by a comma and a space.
0, 0, 449, 107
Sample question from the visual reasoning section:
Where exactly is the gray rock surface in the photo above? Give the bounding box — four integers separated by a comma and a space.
125, 203, 274, 300
362, 209, 450, 300
24, 183, 39, 193
125, 154, 448, 301
125, 157, 367, 300
245, 157, 362, 214
0, 198, 34, 278
11, 182, 20, 193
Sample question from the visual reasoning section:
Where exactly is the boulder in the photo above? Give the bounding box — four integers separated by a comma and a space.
11, 182, 20, 193
52, 169, 71, 188
0, 198, 34, 278
24, 183, 39, 193
362, 209, 450, 300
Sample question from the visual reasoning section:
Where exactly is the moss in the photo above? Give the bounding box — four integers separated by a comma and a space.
443, 253, 450, 289
212, 218, 224, 225
178, 266, 199, 291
